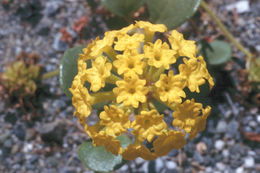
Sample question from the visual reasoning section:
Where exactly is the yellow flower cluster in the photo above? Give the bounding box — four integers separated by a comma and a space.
70, 21, 214, 160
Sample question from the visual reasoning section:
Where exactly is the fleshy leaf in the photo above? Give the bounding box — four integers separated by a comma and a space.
59, 45, 86, 98
202, 40, 232, 65
101, 0, 145, 17
78, 135, 132, 172
147, 0, 201, 29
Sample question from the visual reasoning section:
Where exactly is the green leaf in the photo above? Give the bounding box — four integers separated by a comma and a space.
147, 0, 201, 29
78, 135, 132, 173
59, 45, 86, 98
202, 40, 232, 65
101, 0, 145, 17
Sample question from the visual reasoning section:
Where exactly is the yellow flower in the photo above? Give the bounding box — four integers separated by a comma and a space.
113, 73, 149, 108
169, 30, 197, 58
114, 49, 145, 75
70, 74, 92, 119
118, 24, 135, 34
92, 131, 122, 155
172, 99, 211, 139
155, 70, 186, 104
144, 39, 177, 69
85, 56, 112, 92
153, 130, 186, 156
122, 144, 157, 160
99, 105, 130, 136
80, 37, 100, 60
131, 109, 167, 142
90, 31, 117, 57
69, 21, 214, 160
135, 21, 167, 42
114, 33, 144, 51
179, 56, 214, 92
189, 106, 211, 139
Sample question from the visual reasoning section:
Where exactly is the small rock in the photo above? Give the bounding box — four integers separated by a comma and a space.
257, 115, 260, 123
226, 120, 239, 138
222, 149, 229, 158
155, 158, 164, 172
53, 100, 66, 110
43, 1, 61, 17
4, 139, 12, 148
224, 110, 232, 119
249, 121, 257, 128
205, 167, 213, 172
216, 120, 227, 133
226, 0, 250, 13
52, 33, 69, 52
230, 159, 243, 169
216, 162, 226, 171
26, 128, 36, 140
165, 161, 177, 170
135, 157, 144, 165
196, 142, 207, 155
235, 167, 244, 173
193, 151, 204, 164
0, 130, 10, 144
215, 140, 225, 150
11, 144, 19, 154
244, 156, 255, 168
23, 143, 33, 153
168, 150, 178, 157
118, 164, 128, 172
13, 125, 26, 141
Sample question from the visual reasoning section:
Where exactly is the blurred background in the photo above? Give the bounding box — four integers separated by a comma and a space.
0, 0, 259, 172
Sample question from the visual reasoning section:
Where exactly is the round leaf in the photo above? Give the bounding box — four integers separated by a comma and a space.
101, 0, 145, 17
78, 135, 132, 172
203, 40, 232, 65
59, 45, 85, 98
147, 0, 201, 29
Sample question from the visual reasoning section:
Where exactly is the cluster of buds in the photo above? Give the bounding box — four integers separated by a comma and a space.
70, 21, 214, 160
1, 60, 40, 99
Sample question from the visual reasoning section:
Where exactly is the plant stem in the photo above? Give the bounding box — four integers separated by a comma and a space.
41, 69, 59, 80
200, 1, 252, 60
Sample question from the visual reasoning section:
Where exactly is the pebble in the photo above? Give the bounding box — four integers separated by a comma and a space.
4, 139, 12, 148
226, 120, 239, 138
165, 161, 177, 170
214, 140, 225, 150
244, 156, 255, 168
257, 115, 260, 123
193, 151, 204, 164
216, 162, 226, 171
43, 1, 62, 17
52, 33, 69, 52
14, 125, 26, 141
249, 121, 257, 128
222, 149, 229, 158
23, 143, 33, 153
226, 1, 250, 14
216, 120, 227, 133
155, 158, 164, 172
235, 167, 244, 173
11, 144, 19, 154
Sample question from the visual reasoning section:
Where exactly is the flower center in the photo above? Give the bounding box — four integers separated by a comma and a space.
128, 63, 134, 69
129, 88, 136, 94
